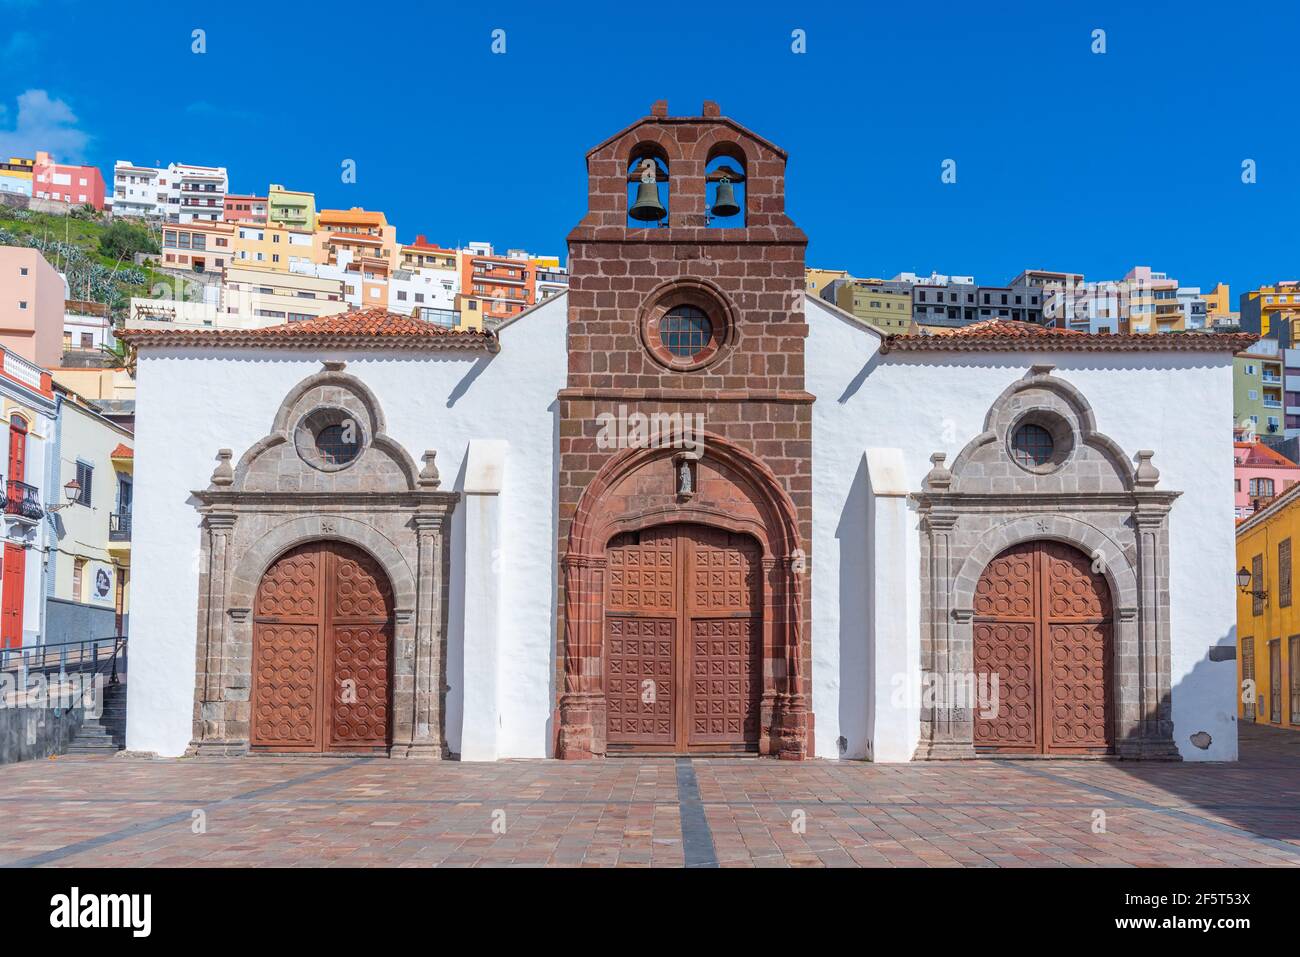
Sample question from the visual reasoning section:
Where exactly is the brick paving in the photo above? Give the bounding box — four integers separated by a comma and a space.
2, 723, 1300, 868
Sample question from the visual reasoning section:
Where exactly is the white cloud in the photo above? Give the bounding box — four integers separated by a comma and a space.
0, 89, 89, 162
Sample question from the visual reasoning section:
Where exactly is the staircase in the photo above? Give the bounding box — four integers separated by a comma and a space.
66, 680, 127, 754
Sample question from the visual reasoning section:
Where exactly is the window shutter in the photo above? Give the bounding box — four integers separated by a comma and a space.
76, 462, 92, 507
1281, 539, 1293, 609
1254, 553, 1266, 617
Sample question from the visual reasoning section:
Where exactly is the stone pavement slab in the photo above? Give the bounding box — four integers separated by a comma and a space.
2, 724, 1298, 868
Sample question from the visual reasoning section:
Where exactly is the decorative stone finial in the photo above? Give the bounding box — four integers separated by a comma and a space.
419, 450, 441, 488
1028, 363, 1055, 378
322, 360, 346, 371
702, 100, 721, 117
211, 449, 234, 487
1134, 450, 1160, 488
924, 452, 952, 490
651, 100, 668, 118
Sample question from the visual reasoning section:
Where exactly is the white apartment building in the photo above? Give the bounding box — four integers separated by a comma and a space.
167, 163, 227, 223
110, 161, 229, 223
109, 163, 168, 219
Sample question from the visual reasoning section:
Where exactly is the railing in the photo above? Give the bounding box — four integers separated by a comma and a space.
5, 480, 41, 520
109, 510, 131, 541
2, 350, 43, 390
0, 635, 128, 706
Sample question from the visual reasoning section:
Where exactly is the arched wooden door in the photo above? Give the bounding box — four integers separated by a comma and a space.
251, 541, 394, 753
972, 540, 1114, 755
604, 524, 762, 753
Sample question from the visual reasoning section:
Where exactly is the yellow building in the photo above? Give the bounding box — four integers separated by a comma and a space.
0, 155, 35, 197
826, 277, 913, 334
1241, 282, 1300, 344
805, 268, 849, 298
232, 222, 323, 272
222, 265, 349, 324
1204, 282, 1238, 326
1236, 484, 1300, 728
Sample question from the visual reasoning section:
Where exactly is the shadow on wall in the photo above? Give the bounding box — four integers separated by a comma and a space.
1104, 628, 1300, 843
835, 453, 870, 759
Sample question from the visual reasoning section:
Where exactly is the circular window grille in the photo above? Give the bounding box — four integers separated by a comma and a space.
314, 423, 361, 465
1010, 423, 1054, 468
659, 305, 714, 360
295, 407, 366, 472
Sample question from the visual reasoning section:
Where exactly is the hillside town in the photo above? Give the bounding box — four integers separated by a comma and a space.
2, 130, 1299, 757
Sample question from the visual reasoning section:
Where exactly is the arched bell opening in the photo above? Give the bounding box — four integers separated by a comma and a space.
627, 144, 670, 228
705, 144, 746, 227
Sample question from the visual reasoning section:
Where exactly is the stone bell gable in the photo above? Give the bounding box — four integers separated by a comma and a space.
557, 102, 815, 760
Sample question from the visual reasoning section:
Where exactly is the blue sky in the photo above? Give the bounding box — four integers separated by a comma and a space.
1, 0, 1296, 296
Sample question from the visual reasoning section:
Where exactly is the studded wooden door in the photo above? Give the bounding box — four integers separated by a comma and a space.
972, 540, 1114, 754
604, 524, 761, 753
251, 541, 393, 752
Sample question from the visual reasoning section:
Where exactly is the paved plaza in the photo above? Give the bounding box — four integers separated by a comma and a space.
2, 724, 1299, 868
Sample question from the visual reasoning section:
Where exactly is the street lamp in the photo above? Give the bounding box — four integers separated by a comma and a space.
1237, 565, 1268, 601
47, 479, 82, 513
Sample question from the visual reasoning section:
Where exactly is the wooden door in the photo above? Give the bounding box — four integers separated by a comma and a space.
1290, 636, 1300, 727
604, 524, 761, 753
251, 541, 393, 752
7, 414, 25, 484
973, 540, 1114, 754
1, 544, 23, 649
1270, 639, 1282, 724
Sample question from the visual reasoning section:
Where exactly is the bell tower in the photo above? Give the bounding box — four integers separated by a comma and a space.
556, 101, 813, 760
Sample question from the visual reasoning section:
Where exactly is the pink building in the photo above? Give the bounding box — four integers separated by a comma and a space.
223, 194, 267, 223
1235, 441, 1300, 518
32, 151, 106, 210
0, 247, 64, 369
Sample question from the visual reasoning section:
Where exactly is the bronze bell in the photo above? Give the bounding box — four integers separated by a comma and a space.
711, 176, 740, 218
628, 181, 666, 222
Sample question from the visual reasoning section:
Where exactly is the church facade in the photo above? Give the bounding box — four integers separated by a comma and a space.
123, 104, 1249, 763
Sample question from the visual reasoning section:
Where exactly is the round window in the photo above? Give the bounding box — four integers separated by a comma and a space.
660, 305, 714, 360
294, 407, 366, 472
1011, 423, 1054, 468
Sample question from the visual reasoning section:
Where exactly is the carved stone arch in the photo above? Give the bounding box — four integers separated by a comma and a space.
188, 361, 458, 758
233, 366, 421, 493
914, 367, 1180, 761
952, 514, 1139, 618
226, 514, 417, 615
558, 431, 807, 760
946, 366, 1137, 492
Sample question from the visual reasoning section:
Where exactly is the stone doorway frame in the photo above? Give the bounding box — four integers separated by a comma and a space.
912, 367, 1181, 760
187, 364, 459, 758
557, 432, 808, 760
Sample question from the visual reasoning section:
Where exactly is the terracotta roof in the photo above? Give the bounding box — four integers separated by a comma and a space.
110, 443, 133, 459
119, 308, 499, 352
1234, 441, 1300, 468
881, 320, 1257, 353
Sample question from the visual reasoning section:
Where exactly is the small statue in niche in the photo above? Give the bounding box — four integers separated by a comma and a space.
678, 458, 693, 497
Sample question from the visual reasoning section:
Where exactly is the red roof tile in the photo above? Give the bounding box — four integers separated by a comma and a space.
110, 443, 133, 458
119, 307, 498, 352
1234, 441, 1300, 468
882, 320, 1256, 353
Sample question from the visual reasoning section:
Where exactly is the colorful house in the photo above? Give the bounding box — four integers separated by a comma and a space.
0, 156, 34, 197
32, 151, 106, 209
1236, 482, 1300, 728
1234, 441, 1300, 518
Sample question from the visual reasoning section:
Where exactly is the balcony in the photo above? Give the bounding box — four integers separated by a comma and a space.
109, 511, 131, 542
4, 481, 42, 522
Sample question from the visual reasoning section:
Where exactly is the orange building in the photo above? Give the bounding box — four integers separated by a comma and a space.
459, 243, 535, 324
315, 208, 398, 269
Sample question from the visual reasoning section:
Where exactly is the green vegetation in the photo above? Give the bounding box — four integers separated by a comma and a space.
0, 204, 174, 314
